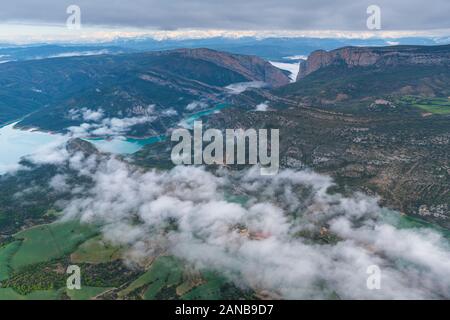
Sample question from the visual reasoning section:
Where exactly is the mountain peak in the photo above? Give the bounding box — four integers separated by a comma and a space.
153, 48, 291, 87
297, 44, 450, 80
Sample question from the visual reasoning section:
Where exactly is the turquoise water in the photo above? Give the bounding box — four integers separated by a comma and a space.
0, 103, 229, 174
381, 209, 450, 240
182, 103, 228, 128
0, 122, 164, 174
0, 122, 65, 173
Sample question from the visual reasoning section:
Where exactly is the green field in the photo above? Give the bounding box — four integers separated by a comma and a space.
65, 286, 112, 300
382, 209, 450, 240
119, 256, 183, 299
11, 220, 97, 271
180, 272, 227, 300
1, 220, 249, 300
399, 96, 450, 114
0, 287, 62, 300
71, 236, 123, 264
118, 255, 240, 300
0, 241, 21, 281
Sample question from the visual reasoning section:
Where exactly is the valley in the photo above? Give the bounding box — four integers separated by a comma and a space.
0, 43, 449, 300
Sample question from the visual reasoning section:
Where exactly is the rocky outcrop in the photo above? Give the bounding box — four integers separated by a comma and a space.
157, 48, 291, 87
66, 138, 99, 156
297, 44, 450, 80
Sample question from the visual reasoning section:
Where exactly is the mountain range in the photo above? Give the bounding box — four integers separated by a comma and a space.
205, 44, 450, 226
1, 44, 449, 225
0, 42, 449, 300
0, 48, 289, 134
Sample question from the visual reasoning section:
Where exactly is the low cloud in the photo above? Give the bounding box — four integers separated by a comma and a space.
46, 50, 110, 58
161, 108, 178, 117
225, 81, 267, 94
68, 108, 104, 122
186, 101, 208, 111
255, 102, 270, 111
81, 108, 104, 122
49, 174, 70, 192
68, 114, 156, 137
269, 61, 300, 82
30, 144, 450, 299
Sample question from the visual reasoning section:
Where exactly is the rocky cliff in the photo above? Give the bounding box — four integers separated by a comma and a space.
297, 44, 450, 80
156, 48, 291, 87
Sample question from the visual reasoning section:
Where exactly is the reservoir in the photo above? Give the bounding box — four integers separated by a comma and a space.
0, 104, 228, 174
0, 122, 163, 174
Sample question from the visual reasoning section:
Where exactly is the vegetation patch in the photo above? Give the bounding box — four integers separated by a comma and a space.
71, 236, 123, 264
80, 260, 142, 288
11, 221, 98, 271
119, 256, 183, 298
0, 241, 21, 281
398, 96, 450, 114
65, 286, 112, 300
0, 287, 61, 300
180, 271, 254, 300
1, 259, 67, 295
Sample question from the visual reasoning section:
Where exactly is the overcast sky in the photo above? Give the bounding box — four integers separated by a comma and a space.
0, 0, 449, 31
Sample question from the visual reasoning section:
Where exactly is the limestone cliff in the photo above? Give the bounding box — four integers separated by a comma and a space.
297, 45, 450, 80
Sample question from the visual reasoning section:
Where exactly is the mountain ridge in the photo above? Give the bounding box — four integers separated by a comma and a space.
297, 44, 450, 80
0, 48, 290, 132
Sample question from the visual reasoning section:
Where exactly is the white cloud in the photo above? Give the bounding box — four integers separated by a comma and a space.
225, 81, 267, 94
283, 55, 308, 60
386, 41, 400, 45
42, 149, 450, 299
46, 50, 110, 58
49, 174, 69, 192
82, 108, 104, 122
161, 108, 178, 116
68, 114, 156, 137
69, 108, 104, 122
269, 61, 300, 82
186, 101, 208, 111
255, 102, 269, 111
1, 23, 450, 44
0, 163, 26, 174
25, 138, 70, 165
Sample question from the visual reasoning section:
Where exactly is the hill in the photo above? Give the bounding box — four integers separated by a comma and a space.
209, 44, 450, 226
0, 48, 290, 134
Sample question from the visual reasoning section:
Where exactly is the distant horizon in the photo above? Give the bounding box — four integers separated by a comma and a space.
1, 23, 450, 45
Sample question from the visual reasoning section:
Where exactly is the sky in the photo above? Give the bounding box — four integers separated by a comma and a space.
1, 0, 450, 30
1, 0, 450, 43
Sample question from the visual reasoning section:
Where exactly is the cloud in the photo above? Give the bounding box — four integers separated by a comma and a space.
25, 138, 70, 165
68, 108, 104, 122
269, 61, 300, 82
0, 163, 26, 174
91, 116, 156, 136
161, 108, 178, 117
386, 41, 400, 46
35, 146, 450, 299
82, 108, 104, 122
49, 174, 70, 192
68, 113, 157, 137
284, 55, 309, 60
186, 101, 208, 111
2, 24, 450, 44
255, 102, 270, 112
46, 50, 110, 58
225, 81, 267, 94
2, 0, 450, 32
